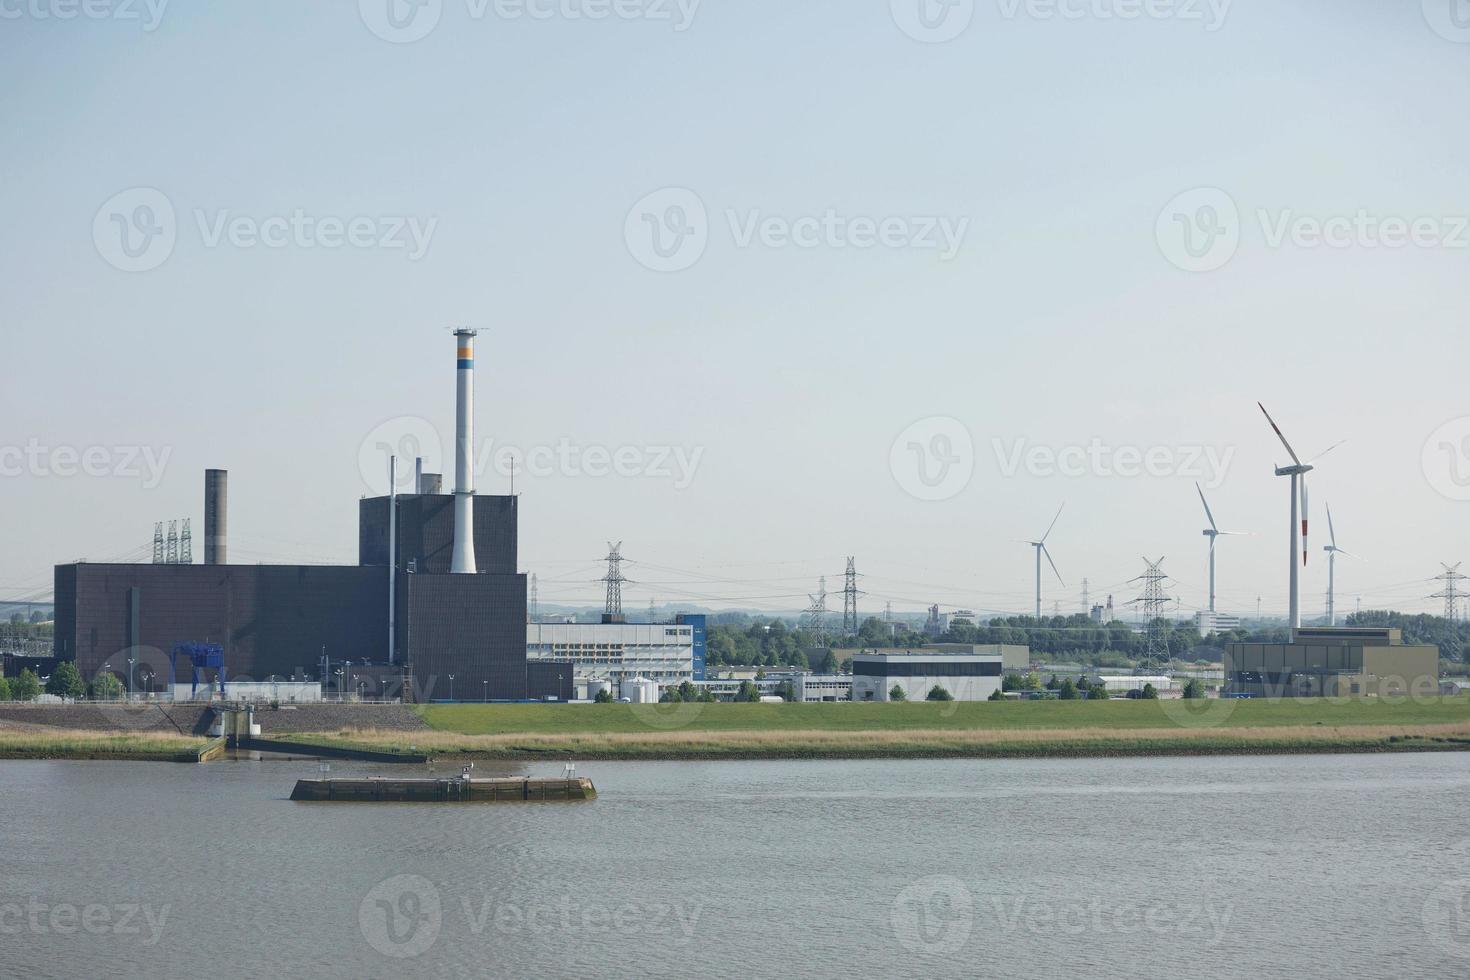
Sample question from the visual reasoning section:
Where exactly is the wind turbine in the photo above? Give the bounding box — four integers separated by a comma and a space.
1322, 504, 1357, 626
1258, 403, 1343, 630
1196, 483, 1246, 615
1027, 504, 1065, 620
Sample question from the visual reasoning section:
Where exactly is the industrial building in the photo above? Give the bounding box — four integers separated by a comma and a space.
50, 331, 570, 703
864, 643, 1030, 673
1223, 627, 1438, 698
850, 652, 1004, 702
526, 615, 707, 700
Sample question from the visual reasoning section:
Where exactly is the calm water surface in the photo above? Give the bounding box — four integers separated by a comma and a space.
2, 753, 1469, 979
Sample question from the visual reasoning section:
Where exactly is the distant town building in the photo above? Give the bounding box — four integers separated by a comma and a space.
1195, 611, 1241, 636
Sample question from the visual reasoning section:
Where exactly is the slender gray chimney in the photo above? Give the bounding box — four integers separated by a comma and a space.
204, 469, 228, 565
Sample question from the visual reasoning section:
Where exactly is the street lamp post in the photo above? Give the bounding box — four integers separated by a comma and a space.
127, 657, 136, 699
334, 668, 343, 701
482, 679, 488, 703
449, 674, 455, 702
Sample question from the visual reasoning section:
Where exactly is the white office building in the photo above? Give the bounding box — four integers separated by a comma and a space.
527, 622, 695, 699
851, 652, 1003, 702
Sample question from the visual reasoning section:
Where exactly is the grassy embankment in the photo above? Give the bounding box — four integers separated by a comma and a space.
0, 729, 211, 762
291, 697, 1470, 761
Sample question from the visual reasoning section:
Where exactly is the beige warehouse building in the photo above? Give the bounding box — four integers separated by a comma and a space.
1224, 627, 1438, 698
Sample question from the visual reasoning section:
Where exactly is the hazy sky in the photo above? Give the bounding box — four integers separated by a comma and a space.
2, 0, 1468, 621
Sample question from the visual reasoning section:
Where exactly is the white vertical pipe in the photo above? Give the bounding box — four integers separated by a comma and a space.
389, 455, 397, 665
451, 328, 478, 574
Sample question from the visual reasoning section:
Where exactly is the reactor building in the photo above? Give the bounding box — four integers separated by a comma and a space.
51, 330, 572, 702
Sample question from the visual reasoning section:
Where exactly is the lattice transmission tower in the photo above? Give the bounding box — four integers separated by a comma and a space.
601, 542, 627, 622
152, 523, 165, 564
179, 519, 192, 564
842, 557, 860, 636
1430, 562, 1467, 621
1127, 557, 1175, 668
804, 576, 829, 646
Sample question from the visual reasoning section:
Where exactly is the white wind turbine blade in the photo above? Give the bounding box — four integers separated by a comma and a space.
1258, 402, 1303, 466
1039, 503, 1065, 545
1308, 440, 1346, 465
1042, 544, 1064, 586
1326, 502, 1337, 551
1195, 482, 1218, 532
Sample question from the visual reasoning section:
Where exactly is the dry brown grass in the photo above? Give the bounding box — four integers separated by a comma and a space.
305, 721, 1470, 760
0, 728, 206, 759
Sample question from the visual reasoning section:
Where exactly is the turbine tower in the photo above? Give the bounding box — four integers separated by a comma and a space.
1321, 504, 1357, 626
1258, 404, 1342, 630
1196, 483, 1245, 615
1026, 504, 1065, 620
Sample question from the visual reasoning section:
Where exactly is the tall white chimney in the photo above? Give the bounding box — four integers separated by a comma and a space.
450, 328, 478, 574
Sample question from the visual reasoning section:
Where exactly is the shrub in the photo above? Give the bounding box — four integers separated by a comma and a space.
888, 685, 907, 702
926, 685, 954, 702
1141, 683, 1160, 700
1181, 679, 1205, 700
593, 688, 614, 704
987, 688, 1005, 702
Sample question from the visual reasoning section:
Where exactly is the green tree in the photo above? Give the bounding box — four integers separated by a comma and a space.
1022, 673, 1042, 691
1058, 678, 1080, 700
89, 672, 124, 700
926, 685, 954, 702
1181, 678, 1205, 700
775, 680, 796, 702
1140, 683, 1160, 700
889, 684, 907, 702
1002, 673, 1024, 692
10, 669, 41, 702
0, 677, 10, 701
735, 679, 761, 702
46, 662, 85, 699
988, 687, 1005, 701
593, 688, 614, 703
1045, 674, 1062, 691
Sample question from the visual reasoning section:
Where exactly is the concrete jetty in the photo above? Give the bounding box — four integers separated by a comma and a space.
290, 775, 597, 803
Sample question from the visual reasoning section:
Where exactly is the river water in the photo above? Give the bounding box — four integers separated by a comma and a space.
2, 752, 1468, 979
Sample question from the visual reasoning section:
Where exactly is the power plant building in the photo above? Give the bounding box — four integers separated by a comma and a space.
1224, 627, 1438, 698
50, 331, 567, 702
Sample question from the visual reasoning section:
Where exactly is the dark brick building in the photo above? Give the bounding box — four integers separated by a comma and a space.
52, 492, 561, 701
